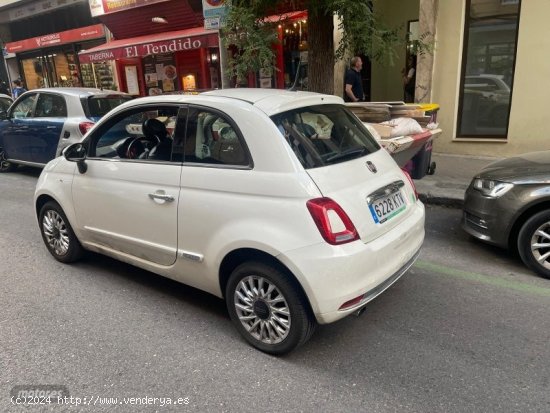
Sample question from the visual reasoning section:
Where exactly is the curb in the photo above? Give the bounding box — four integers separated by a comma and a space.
419, 193, 464, 209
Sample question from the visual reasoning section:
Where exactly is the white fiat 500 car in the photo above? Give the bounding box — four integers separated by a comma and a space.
34, 89, 425, 354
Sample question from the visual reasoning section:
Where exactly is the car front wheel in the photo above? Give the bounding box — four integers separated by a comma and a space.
518, 210, 550, 279
0, 147, 16, 172
39, 201, 83, 263
225, 261, 316, 355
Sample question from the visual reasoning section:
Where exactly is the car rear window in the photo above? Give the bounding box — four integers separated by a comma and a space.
271, 104, 380, 169
83, 95, 133, 118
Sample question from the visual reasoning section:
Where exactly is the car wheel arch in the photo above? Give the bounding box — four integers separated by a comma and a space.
218, 248, 315, 318
508, 200, 550, 252
35, 194, 58, 219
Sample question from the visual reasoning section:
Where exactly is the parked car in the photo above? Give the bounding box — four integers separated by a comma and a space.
34, 89, 425, 354
463, 151, 550, 279
0, 88, 132, 172
465, 74, 510, 98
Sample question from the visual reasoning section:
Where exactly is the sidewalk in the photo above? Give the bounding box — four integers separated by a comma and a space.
413, 153, 501, 208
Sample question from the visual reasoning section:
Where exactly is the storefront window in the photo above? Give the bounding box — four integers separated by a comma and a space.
21, 56, 47, 89
21, 51, 83, 89
80, 62, 116, 90
457, 0, 521, 138
143, 54, 178, 96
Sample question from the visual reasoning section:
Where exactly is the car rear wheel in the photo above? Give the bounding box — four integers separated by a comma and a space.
518, 210, 550, 279
225, 261, 316, 355
39, 201, 83, 263
0, 148, 16, 172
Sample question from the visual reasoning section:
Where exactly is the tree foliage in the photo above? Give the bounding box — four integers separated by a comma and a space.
221, 0, 421, 93
331, 0, 400, 65
221, 3, 279, 85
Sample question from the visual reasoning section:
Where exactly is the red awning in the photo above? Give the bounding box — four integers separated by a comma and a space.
78, 27, 218, 64
6, 24, 105, 54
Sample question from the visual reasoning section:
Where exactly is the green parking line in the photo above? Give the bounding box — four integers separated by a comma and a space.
414, 260, 550, 298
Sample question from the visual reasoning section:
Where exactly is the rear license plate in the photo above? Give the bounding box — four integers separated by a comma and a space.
369, 190, 406, 224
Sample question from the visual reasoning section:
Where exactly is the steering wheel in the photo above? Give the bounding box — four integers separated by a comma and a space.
126, 138, 146, 159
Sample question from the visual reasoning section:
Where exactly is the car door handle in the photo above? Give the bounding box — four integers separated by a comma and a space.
148, 192, 175, 202
46, 126, 57, 129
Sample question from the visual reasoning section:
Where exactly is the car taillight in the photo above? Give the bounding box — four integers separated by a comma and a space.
306, 197, 359, 245
79, 121, 95, 135
401, 169, 418, 200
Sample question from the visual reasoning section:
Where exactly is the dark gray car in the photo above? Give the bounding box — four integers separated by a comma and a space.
463, 151, 550, 279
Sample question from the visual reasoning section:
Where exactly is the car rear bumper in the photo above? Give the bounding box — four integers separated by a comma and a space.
278, 201, 425, 324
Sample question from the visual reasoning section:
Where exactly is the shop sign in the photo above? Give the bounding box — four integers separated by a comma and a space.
79, 33, 218, 63
202, 0, 227, 19
89, 0, 170, 17
204, 17, 221, 30
5, 24, 105, 53
125, 65, 140, 95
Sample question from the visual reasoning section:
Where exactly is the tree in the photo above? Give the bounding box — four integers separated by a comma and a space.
221, 0, 403, 94
221, 4, 278, 86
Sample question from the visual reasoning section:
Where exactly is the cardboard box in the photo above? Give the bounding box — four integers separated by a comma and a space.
366, 123, 394, 139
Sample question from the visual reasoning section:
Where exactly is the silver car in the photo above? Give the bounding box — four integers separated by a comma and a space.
463, 151, 550, 279
0, 88, 131, 172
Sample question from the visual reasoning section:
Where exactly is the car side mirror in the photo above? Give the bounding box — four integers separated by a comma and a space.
0, 110, 8, 120
63, 143, 88, 173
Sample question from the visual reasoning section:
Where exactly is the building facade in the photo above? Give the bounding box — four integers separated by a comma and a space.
1, 0, 545, 159
370, 0, 546, 158
80, 0, 222, 96
0, 0, 107, 90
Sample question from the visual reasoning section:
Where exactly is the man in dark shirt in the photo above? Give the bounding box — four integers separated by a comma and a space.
344, 56, 364, 102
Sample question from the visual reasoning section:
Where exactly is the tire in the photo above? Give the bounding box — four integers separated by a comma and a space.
0, 147, 16, 172
39, 201, 83, 263
518, 210, 550, 279
225, 261, 316, 355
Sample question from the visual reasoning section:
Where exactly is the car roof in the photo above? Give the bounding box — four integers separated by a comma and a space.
103, 89, 345, 118
203, 88, 344, 116
203, 88, 321, 103
24, 87, 131, 98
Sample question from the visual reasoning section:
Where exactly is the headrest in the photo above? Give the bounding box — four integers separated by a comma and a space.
143, 118, 167, 138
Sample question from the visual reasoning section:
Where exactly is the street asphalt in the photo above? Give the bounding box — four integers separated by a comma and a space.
1, 167, 549, 412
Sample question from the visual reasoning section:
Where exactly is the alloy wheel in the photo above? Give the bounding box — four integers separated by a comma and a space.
42, 210, 70, 256
234, 275, 291, 344
530, 221, 550, 270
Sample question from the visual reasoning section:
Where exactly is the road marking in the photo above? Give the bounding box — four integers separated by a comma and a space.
414, 260, 550, 298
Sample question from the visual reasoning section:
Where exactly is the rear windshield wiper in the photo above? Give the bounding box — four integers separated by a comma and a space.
325, 147, 368, 163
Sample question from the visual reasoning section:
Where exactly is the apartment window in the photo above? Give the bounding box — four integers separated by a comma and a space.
457, 0, 521, 138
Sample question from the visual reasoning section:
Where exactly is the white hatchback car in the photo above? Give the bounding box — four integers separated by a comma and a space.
34, 89, 425, 354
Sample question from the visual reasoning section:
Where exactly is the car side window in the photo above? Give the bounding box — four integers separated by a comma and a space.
90, 105, 180, 162
35, 94, 67, 117
184, 107, 249, 167
11, 94, 37, 118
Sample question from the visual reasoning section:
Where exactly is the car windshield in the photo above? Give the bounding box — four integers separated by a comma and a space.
271, 104, 380, 169
85, 95, 132, 118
